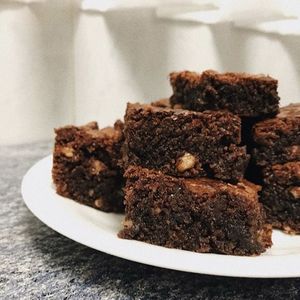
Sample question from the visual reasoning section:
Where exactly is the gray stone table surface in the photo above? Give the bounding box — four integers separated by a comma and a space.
1, 142, 300, 300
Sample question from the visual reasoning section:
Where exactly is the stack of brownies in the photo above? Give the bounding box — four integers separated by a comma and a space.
52, 69, 299, 256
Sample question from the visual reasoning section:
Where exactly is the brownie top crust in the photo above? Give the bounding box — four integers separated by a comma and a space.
184, 178, 261, 200
170, 70, 277, 88
125, 166, 260, 201
54, 120, 124, 168
253, 103, 300, 146
55, 121, 123, 144
278, 103, 300, 118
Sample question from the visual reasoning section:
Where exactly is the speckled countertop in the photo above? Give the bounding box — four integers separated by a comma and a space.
1, 142, 300, 300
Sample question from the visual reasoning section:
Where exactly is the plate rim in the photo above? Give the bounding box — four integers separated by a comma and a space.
21, 155, 300, 278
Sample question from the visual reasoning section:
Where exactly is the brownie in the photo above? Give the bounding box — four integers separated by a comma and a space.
253, 104, 300, 166
122, 103, 249, 182
119, 167, 272, 256
52, 121, 124, 212
170, 70, 280, 117
260, 162, 300, 234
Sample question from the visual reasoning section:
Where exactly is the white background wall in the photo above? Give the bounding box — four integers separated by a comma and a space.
1, 0, 300, 144
0, 0, 75, 144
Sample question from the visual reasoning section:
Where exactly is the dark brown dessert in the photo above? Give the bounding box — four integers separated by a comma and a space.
260, 162, 300, 234
52, 121, 124, 212
119, 167, 272, 256
253, 103, 300, 166
170, 70, 279, 117
122, 103, 249, 182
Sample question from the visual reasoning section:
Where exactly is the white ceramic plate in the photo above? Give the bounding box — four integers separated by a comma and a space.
22, 155, 300, 278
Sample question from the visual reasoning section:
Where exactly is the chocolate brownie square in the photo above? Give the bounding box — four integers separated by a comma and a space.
52, 121, 124, 212
170, 70, 280, 117
122, 103, 249, 182
119, 167, 272, 256
253, 103, 300, 166
260, 162, 300, 234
